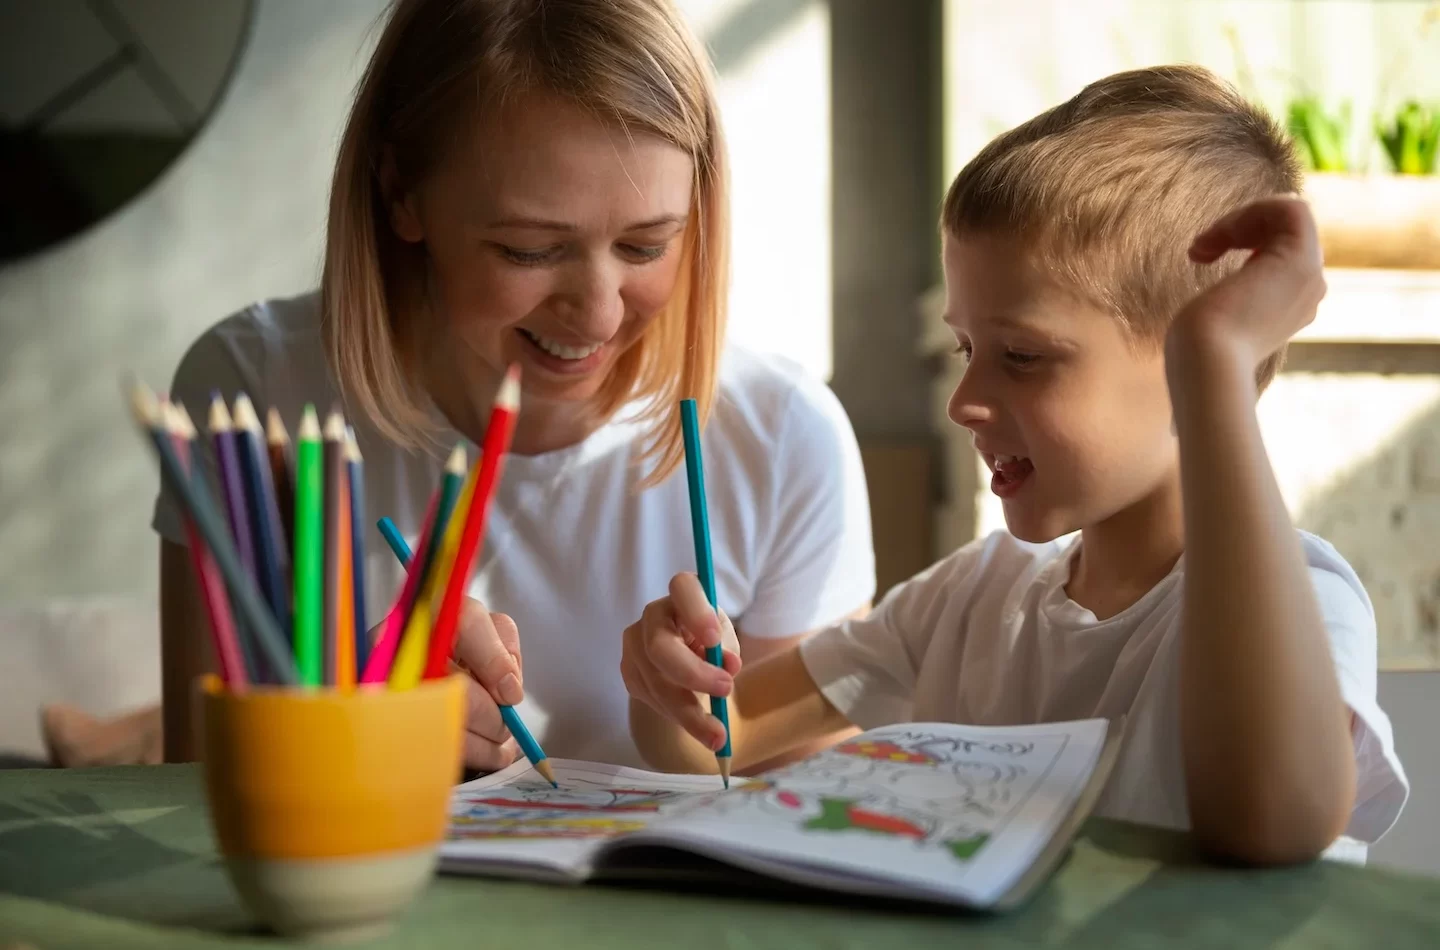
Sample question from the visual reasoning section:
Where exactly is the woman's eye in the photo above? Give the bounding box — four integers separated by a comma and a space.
618, 242, 669, 263
497, 245, 560, 266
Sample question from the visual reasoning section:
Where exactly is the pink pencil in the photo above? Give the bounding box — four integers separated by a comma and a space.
166, 402, 250, 690
359, 490, 440, 684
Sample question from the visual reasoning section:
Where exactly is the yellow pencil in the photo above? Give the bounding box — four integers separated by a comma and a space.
388, 465, 478, 689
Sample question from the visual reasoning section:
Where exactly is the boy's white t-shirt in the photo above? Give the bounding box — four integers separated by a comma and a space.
800, 529, 1409, 862
153, 291, 876, 767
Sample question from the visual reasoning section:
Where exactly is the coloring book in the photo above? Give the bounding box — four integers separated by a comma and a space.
440, 719, 1120, 910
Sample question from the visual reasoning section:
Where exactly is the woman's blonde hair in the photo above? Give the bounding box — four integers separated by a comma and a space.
322, 0, 729, 484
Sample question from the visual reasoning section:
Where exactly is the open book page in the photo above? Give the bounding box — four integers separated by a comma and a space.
439, 758, 724, 880
627, 720, 1110, 907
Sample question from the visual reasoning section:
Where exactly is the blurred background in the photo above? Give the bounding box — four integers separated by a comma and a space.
1, 0, 1437, 870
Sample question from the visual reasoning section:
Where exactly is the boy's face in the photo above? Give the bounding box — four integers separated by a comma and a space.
941, 232, 1178, 543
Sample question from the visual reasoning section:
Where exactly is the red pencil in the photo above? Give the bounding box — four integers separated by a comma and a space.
424, 365, 521, 679
359, 488, 441, 685
166, 402, 250, 691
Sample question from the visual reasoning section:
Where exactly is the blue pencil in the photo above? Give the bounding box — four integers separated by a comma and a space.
679, 398, 731, 787
345, 428, 370, 673
378, 516, 556, 787
232, 394, 290, 684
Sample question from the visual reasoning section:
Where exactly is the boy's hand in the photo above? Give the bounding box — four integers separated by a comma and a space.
450, 599, 524, 772
621, 573, 742, 752
1168, 196, 1326, 375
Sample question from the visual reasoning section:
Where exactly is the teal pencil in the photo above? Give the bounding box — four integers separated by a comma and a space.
377, 520, 556, 787
679, 398, 731, 787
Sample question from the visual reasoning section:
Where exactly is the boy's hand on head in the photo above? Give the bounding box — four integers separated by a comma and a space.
450, 598, 523, 772
620, 572, 742, 753
1168, 196, 1326, 376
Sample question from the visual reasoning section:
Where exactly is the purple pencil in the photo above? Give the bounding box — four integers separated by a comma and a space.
210, 394, 264, 681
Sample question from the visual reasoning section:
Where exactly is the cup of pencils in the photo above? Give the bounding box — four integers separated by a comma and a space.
124, 378, 531, 941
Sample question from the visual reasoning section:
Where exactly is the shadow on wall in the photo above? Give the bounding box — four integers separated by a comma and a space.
1280, 376, 1440, 671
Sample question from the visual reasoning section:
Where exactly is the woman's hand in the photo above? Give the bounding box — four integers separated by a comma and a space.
450, 599, 525, 772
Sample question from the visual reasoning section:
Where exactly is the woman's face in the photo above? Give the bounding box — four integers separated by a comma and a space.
389, 91, 695, 409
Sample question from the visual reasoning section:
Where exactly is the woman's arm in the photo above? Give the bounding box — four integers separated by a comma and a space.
159, 539, 215, 763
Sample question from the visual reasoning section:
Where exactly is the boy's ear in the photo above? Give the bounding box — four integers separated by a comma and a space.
379, 146, 424, 244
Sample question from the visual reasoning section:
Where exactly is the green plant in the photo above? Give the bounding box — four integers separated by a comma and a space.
1377, 101, 1440, 175
1287, 97, 1352, 172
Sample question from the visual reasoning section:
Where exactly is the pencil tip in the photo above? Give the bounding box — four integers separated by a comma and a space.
344, 425, 363, 462
208, 394, 233, 431
445, 443, 467, 472
265, 406, 289, 443
323, 408, 346, 441
717, 756, 731, 788
497, 363, 521, 410
232, 393, 260, 431
127, 379, 160, 428
298, 405, 320, 439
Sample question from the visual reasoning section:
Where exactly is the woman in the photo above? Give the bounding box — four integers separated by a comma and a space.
155, 0, 874, 772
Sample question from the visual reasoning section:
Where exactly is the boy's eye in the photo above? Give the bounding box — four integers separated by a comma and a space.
497, 244, 561, 266
952, 342, 972, 363
1005, 350, 1040, 367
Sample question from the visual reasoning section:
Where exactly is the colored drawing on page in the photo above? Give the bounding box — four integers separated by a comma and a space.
449, 815, 649, 840
799, 796, 992, 862
834, 739, 938, 766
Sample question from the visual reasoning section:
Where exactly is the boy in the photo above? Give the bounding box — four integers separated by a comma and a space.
618, 65, 1408, 866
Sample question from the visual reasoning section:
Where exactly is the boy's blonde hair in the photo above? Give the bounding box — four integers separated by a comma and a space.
323, 0, 729, 483
942, 65, 1301, 388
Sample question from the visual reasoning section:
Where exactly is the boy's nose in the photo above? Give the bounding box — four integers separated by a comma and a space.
947, 379, 993, 429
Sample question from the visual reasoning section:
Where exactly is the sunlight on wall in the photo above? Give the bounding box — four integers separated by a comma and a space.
681, 0, 833, 380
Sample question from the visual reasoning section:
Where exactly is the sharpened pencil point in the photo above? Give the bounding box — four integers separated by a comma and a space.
718, 757, 731, 789
266, 406, 291, 445
535, 759, 558, 788
208, 393, 234, 432
232, 393, 261, 433
496, 363, 521, 411
298, 405, 320, 440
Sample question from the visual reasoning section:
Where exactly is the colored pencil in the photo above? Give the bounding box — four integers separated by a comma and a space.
266, 407, 296, 551
360, 490, 440, 684
427, 366, 521, 680
165, 402, 249, 690
380, 523, 556, 787
232, 394, 291, 664
377, 516, 410, 564
390, 468, 477, 689
420, 444, 469, 599
208, 395, 263, 683
322, 410, 348, 686
680, 398, 731, 786
382, 444, 467, 687
345, 428, 370, 675
127, 381, 297, 685
293, 406, 324, 687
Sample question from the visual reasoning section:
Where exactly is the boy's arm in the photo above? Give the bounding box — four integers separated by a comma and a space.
628, 637, 852, 775
1167, 198, 1355, 865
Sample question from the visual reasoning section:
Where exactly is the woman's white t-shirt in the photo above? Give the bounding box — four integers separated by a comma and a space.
153, 291, 877, 767
800, 529, 1409, 863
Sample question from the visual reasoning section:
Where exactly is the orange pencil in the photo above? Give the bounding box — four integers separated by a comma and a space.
322, 409, 348, 687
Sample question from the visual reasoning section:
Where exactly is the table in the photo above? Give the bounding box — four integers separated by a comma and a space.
2, 765, 1438, 948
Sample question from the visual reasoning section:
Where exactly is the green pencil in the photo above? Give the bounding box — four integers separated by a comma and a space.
293, 405, 324, 687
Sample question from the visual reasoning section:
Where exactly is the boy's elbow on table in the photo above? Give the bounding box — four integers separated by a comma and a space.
1190, 774, 1355, 867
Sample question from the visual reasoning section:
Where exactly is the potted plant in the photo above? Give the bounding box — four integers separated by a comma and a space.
1299, 98, 1440, 270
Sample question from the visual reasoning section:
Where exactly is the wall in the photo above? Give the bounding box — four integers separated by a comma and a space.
0, 0, 838, 603
0, 0, 390, 603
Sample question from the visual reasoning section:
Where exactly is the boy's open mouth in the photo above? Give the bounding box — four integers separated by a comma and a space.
987, 453, 1034, 498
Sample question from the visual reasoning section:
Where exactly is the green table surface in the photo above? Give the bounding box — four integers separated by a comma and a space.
1, 765, 1438, 949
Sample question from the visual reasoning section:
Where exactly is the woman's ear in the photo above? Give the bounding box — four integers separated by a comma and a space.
379, 146, 424, 243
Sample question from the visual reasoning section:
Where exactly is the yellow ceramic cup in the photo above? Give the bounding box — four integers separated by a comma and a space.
197, 674, 465, 942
